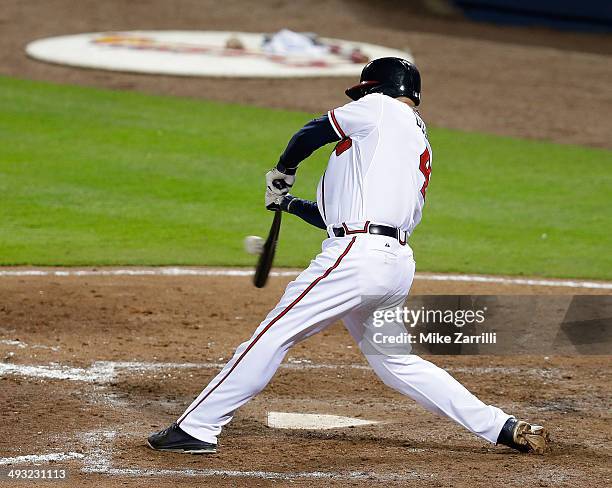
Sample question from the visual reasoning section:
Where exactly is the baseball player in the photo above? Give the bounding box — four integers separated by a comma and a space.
148, 57, 548, 455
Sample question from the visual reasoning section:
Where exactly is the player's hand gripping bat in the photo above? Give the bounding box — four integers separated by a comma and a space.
253, 209, 282, 288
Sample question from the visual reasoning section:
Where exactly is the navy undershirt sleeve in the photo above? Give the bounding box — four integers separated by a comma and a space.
276, 115, 340, 175
281, 196, 326, 230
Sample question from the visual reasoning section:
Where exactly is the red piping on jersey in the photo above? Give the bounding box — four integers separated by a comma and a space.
177, 237, 357, 426
342, 221, 370, 234
321, 170, 327, 220
329, 110, 346, 139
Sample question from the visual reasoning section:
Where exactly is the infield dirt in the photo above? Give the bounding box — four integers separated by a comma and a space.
0, 273, 611, 487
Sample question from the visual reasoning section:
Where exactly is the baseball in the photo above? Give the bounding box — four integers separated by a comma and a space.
244, 235, 264, 255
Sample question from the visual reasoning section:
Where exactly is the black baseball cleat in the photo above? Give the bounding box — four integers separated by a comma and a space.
147, 423, 217, 454
497, 418, 550, 454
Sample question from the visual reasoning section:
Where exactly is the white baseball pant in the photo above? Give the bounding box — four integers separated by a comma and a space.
177, 233, 511, 444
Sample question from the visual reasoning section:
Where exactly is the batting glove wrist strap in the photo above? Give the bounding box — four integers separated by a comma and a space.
280, 194, 296, 212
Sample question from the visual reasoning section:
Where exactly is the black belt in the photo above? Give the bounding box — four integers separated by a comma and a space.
331, 222, 407, 245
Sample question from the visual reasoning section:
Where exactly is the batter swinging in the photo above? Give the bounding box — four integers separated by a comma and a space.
148, 57, 549, 455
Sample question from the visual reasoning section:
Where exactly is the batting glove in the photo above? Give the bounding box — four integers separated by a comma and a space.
266, 191, 296, 211
265, 168, 295, 197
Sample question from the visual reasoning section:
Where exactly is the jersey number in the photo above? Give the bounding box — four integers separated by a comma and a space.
419, 147, 431, 199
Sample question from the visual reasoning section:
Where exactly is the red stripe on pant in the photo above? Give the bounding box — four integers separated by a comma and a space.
177, 236, 357, 426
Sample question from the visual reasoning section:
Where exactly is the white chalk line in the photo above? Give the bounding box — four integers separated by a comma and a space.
76, 430, 431, 481
0, 339, 26, 348
0, 360, 560, 383
0, 452, 84, 465
79, 430, 116, 472
0, 268, 296, 278
0, 361, 368, 383
416, 272, 612, 290
0, 266, 610, 289
0, 362, 117, 382
89, 467, 431, 481
0, 437, 430, 482
0, 339, 60, 351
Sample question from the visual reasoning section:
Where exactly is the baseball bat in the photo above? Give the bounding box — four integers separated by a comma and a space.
253, 210, 282, 288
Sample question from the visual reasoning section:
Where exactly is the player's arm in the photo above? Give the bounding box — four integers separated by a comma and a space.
279, 194, 326, 229
265, 115, 339, 214
276, 115, 340, 175
270, 95, 379, 192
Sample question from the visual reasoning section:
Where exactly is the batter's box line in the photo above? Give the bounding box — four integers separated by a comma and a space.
82, 466, 434, 482
0, 360, 563, 384
0, 452, 85, 466
73, 428, 434, 482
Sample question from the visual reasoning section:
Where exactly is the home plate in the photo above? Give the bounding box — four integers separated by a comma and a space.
267, 412, 379, 430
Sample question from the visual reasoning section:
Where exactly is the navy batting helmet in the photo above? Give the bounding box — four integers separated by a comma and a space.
345, 57, 421, 106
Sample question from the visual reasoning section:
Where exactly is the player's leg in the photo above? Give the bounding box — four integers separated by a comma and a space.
342, 240, 512, 445
345, 311, 548, 452
343, 309, 512, 443
344, 236, 547, 453
151, 237, 361, 450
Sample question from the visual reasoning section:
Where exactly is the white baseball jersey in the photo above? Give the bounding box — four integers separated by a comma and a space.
318, 93, 432, 235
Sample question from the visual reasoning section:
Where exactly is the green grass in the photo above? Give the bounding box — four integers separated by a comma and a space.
0, 76, 610, 279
